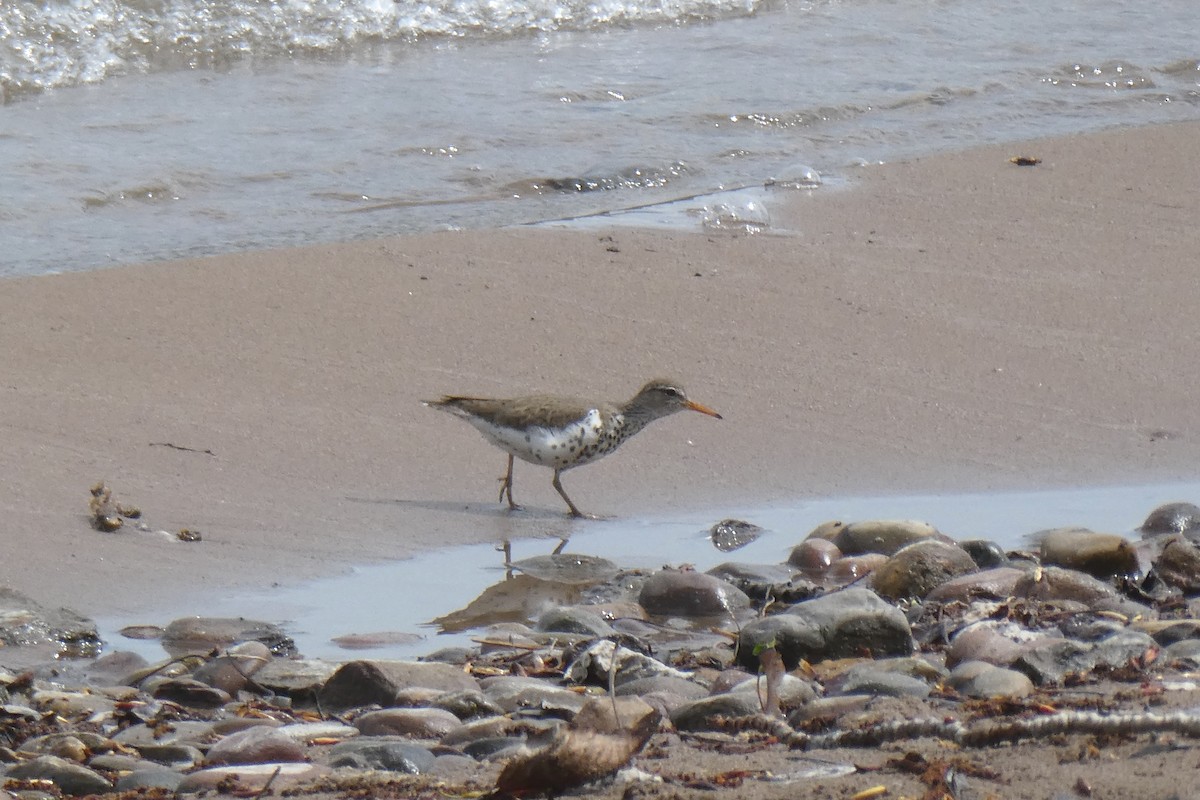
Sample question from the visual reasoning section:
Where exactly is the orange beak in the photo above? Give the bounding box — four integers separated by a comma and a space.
686, 400, 723, 420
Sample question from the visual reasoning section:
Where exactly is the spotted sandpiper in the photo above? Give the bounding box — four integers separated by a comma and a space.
425, 378, 722, 517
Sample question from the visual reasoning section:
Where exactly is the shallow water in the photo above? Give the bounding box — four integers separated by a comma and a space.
95, 480, 1200, 663
3, 1, 1199, 276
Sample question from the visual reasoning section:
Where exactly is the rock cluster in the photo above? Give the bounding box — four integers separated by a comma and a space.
2, 503, 1200, 796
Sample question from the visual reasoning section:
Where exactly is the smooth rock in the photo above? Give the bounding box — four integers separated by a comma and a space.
432, 689, 505, 720
959, 540, 1009, 569
1039, 528, 1139, 579
739, 587, 913, 669
1013, 566, 1154, 619
6, 755, 112, 795
613, 675, 708, 701
1140, 502, 1200, 537
161, 616, 295, 657
828, 553, 888, 582
670, 692, 763, 731
152, 677, 232, 708
1165, 639, 1200, 667
832, 669, 931, 698
276, 721, 359, 743
924, 567, 1027, 603
871, 540, 977, 600
205, 725, 306, 765
354, 707, 462, 738
480, 677, 588, 716
832, 519, 940, 556
88, 753, 156, 772
323, 737, 436, 772
112, 721, 213, 748
317, 660, 479, 711
440, 715, 560, 747
191, 640, 273, 695
570, 696, 660, 736
30, 690, 115, 717
176, 763, 329, 794
1012, 629, 1158, 686
115, 767, 186, 792
947, 661, 1034, 699
1133, 619, 1200, 646
788, 538, 842, 572
253, 658, 339, 696
1155, 535, 1200, 593
710, 519, 763, 552
133, 743, 204, 767
18, 732, 110, 760
726, 673, 817, 708
534, 606, 616, 637
946, 620, 1049, 668
638, 569, 750, 617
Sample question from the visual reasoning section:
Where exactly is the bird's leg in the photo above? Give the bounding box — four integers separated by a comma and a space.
498, 454, 520, 510
551, 469, 585, 518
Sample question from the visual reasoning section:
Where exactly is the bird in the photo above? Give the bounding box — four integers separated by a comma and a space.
424, 378, 722, 517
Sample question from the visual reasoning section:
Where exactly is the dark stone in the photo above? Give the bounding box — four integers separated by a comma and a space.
959, 540, 1009, 569
317, 660, 479, 712
738, 588, 913, 669
324, 738, 436, 773
1012, 630, 1157, 686
1140, 502, 1200, 537
151, 678, 232, 708
638, 570, 750, 617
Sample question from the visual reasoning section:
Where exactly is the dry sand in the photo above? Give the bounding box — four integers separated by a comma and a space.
2, 121, 1198, 617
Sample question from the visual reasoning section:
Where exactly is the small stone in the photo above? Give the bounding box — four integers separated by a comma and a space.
152, 677, 232, 708
535, 606, 616, 637
133, 743, 204, 767
253, 658, 338, 696
958, 540, 1009, 569
115, 767, 186, 792
832, 519, 941, 556
1140, 502, 1200, 537
739, 587, 913, 669
317, 660, 479, 711
7, 755, 113, 795
1014, 566, 1153, 619
925, 566, 1027, 603
726, 673, 817, 708
1012, 629, 1158, 686
1155, 535, 1200, 593
176, 763, 329, 794
827, 553, 888, 582
354, 707, 462, 738
205, 725, 306, 765
161, 616, 295, 657
1038, 528, 1139, 579
871, 540, 977, 600
947, 620, 1049, 668
112, 721, 213, 748
638, 569, 751, 617
832, 668, 931, 699
788, 538, 842, 572
948, 661, 1034, 699
322, 738, 436, 772
709, 519, 763, 552
431, 689, 504, 720
670, 692, 763, 731
275, 721, 359, 743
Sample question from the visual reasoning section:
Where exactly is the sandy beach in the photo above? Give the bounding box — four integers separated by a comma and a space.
3, 121, 1198, 618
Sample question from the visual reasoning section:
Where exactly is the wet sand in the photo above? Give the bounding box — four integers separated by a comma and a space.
2, 121, 1198, 617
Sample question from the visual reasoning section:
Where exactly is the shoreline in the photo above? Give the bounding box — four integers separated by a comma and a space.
2, 120, 1198, 619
